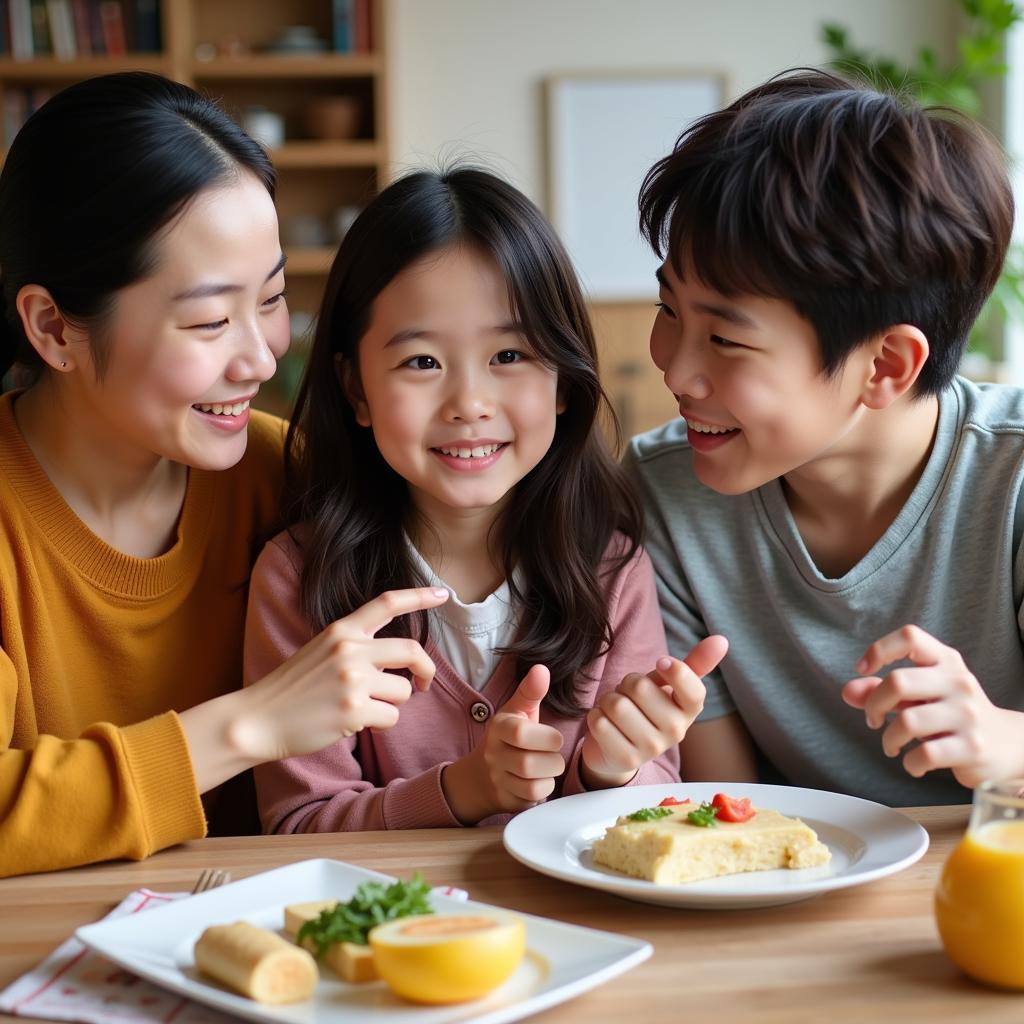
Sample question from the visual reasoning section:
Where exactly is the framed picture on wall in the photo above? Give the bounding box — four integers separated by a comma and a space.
545, 71, 726, 302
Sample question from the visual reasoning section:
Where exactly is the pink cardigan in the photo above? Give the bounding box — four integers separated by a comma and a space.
245, 532, 678, 833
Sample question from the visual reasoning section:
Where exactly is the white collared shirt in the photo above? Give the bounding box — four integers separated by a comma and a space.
405, 537, 521, 690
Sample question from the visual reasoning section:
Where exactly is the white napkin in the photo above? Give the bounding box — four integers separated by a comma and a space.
0, 884, 469, 1023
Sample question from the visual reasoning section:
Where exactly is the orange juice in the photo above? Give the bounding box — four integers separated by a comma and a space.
935, 817, 1024, 988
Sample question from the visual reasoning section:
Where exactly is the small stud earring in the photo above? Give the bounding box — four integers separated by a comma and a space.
59, 361, 67, 368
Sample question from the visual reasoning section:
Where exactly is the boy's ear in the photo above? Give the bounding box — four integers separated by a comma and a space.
16, 284, 87, 372
334, 353, 371, 426
859, 324, 930, 410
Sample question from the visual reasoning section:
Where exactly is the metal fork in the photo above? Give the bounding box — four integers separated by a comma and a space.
191, 868, 232, 894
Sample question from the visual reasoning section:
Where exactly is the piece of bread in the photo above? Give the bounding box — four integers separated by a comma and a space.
282, 899, 377, 983
194, 921, 318, 1004
282, 900, 337, 939
592, 800, 831, 885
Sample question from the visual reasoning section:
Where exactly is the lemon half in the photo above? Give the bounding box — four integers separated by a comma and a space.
369, 910, 526, 1004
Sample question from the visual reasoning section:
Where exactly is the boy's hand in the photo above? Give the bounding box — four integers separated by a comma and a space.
842, 624, 1024, 788
580, 634, 729, 789
441, 665, 565, 824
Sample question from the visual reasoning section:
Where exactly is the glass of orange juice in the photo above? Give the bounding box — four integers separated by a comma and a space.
934, 778, 1024, 989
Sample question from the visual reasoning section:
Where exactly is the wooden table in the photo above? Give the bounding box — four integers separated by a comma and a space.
1, 806, 1021, 1023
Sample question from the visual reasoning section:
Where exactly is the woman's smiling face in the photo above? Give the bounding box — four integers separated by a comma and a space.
67, 172, 290, 472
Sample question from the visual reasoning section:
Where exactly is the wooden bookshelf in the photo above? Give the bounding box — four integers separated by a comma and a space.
269, 140, 384, 169
0, 55, 170, 78
190, 53, 382, 79
283, 246, 338, 276
0, 0, 388, 414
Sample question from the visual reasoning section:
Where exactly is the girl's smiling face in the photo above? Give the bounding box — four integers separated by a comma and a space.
65, 172, 290, 472
349, 244, 563, 526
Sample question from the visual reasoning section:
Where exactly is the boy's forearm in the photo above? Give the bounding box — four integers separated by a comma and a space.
680, 713, 759, 782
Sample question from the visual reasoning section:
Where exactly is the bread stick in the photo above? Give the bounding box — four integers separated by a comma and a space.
194, 921, 318, 1004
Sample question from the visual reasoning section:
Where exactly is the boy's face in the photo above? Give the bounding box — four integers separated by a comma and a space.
651, 260, 875, 495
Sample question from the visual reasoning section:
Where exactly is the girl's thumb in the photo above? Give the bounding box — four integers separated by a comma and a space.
501, 664, 550, 723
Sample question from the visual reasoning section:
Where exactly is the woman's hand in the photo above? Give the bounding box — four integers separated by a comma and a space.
181, 587, 449, 790
580, 634, 728, 789
442, 665, 565, 824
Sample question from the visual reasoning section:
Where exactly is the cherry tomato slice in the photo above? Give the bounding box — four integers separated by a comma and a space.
658, 796, 688, 807
711, 792, 755, 822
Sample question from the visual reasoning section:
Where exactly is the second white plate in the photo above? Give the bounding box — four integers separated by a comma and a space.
76, 858, 651, 1024
503, 782, 929, 909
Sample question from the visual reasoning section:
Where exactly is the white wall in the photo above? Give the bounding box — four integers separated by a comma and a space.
386, 0, 958, 206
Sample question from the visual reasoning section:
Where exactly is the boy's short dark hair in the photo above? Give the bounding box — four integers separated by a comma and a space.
639, 69, 1013, 395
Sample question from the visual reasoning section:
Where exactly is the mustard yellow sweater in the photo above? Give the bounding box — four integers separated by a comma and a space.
0, 392, 285, 876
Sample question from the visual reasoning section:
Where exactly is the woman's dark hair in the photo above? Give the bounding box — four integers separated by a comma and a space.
639, 69, 1013, 396
0, 71, 276, 379
285, 166, 642, 716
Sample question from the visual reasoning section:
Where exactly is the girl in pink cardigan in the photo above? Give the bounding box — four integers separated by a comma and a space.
244, 167, 727, 832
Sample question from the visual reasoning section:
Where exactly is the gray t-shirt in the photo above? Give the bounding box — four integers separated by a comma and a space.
624, 375, 1024, 806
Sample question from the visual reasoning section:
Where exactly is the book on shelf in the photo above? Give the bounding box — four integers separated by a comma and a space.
2, 0, 161, 58
86, 0, 105, 53
8, 0, 32, 58
98, 0, 125, 54
46, 0, 76, 58
69, 0, 91, 54
332, 0, 353, 52
4, 85, 53, 144
133, 0, 159, 51
29, 0, 51, 54
3, 89, 26, 146
354, 0, 372, 52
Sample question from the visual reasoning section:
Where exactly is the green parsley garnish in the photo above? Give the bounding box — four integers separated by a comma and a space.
687, 802, 719, 828
296, 873, 433, 956
626, 806, 674, 822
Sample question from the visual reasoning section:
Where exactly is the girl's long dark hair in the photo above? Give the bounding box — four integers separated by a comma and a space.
285, 167, 642, 715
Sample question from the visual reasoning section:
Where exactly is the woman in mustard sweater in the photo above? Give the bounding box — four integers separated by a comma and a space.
0, 73, 448, 877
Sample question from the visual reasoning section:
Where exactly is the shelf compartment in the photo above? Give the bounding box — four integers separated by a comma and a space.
0, 56, 170, 80
270, 141, 383, 168
191, 54, 381, 79
285, 247, 338, 276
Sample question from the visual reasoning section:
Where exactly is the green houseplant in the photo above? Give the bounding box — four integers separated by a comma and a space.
822, 0, 1023, 368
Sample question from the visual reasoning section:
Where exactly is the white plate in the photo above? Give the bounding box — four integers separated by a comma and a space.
76, 858, 650, 1024
503, 782, 929, 909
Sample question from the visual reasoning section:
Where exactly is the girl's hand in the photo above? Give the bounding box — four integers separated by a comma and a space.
231, 587, 450, 765
580, 634, 728, 789
842, 624, 1024, 788
442, 665, 565, 824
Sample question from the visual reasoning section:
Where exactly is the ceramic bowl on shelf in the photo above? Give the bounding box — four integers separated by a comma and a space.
304, 96, 362, 140
265, 25, 329, 55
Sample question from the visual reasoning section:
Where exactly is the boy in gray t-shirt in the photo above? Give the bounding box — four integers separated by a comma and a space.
625, 69, 1023, 806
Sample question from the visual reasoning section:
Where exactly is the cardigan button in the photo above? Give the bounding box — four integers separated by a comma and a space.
470, 701, 491, 723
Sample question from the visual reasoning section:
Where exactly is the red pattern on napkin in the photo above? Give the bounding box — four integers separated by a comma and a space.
0, 889, 231, 1022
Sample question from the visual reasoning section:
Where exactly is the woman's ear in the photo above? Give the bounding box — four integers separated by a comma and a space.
16, 284, 86, 372
334, 353, 371, 426
859, 324, 930, 410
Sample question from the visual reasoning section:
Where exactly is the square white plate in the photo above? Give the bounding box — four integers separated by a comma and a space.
76, 858, 651, 1024
503, 783, 930, 909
